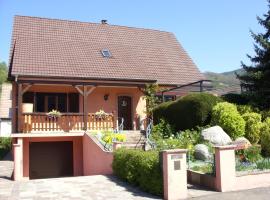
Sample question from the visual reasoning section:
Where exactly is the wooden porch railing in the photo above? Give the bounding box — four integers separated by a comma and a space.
22, 113, 115, 133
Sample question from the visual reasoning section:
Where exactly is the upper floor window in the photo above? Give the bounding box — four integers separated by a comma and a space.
101, 49, 112, 58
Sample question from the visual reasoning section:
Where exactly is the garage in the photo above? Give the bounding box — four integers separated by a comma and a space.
29, 141, 73, 179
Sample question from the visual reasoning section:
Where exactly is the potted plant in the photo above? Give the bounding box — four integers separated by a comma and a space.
47, 110, 62, 119
95, 109, 108, 119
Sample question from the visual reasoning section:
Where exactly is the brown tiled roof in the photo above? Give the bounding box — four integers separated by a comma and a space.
0, 83, 12, 119
9, 16, 204, 85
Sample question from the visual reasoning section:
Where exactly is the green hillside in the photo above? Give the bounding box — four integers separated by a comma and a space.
203, 69, 244, 89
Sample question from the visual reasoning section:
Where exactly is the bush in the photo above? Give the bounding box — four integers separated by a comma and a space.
0, 137, 11, 159
242, 112, 262, 144
155, 138, 183, 151
151, 118, 175, 140
237, 105, 255, 115
261, 109, 270, 121
153, 93, 221, 131
260, 118, 270, 156
211, 102, 245, 139
176, 128, 203, 149
112, 149, 162, 196
243, 145, 262, 163
222, 93, 250, 105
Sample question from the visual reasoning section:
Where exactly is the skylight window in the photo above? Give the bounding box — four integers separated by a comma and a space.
101, 49, 112, 58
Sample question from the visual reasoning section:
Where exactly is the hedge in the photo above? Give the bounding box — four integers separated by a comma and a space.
261, 118, 270, 156
211, 102, 246, 140
153, 93, 221, 131
112, 148, 162, 196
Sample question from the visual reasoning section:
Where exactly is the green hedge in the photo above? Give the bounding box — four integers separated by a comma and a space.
211, 102, 246, 140
261, 118, 270, 156
112, 149, 162, 196
0, 137, 11, 160
153, 93, 221, 131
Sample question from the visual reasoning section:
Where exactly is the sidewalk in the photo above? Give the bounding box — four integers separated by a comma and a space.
191, 187, 270, 200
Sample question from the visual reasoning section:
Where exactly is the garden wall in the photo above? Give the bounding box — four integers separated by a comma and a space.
82, 134, 113, 175
187, 170, 216, 190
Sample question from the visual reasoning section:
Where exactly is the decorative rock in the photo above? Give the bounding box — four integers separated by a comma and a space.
232, 137, 251, 149
194, 144, 211, 161
202, 126, 232, 146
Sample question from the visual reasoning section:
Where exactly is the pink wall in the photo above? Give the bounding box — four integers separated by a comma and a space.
22, 136, 83, 179
82, 134, 113, 175
80, 87, 146, 129
187, 170, 216, 190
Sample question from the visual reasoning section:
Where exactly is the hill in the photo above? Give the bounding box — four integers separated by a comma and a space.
203, 69, 244, 94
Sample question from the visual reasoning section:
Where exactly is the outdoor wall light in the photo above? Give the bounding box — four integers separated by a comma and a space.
104, 94, 109, 101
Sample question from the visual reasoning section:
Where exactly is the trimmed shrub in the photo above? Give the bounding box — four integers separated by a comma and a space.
242, 112, 262, 144
112, 149, 162, 196
222, 93, 250, 105
237, 105, 254, 115
211, 102, 245, 139
260, 118, 270, 156
153, 93, 221, 131
261, 109, 270, 121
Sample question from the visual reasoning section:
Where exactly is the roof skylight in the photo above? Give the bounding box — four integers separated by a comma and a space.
101, 49, 112, 58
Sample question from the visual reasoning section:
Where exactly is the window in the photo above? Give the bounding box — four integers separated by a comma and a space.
101, 49, 112, 58
24, 92, 79, 113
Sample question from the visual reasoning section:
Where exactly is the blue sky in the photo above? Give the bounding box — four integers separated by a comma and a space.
0, 0, 267, 73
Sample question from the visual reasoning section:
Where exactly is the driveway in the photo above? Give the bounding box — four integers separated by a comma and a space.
1, 154, 270, 200
0, 175, 160, 200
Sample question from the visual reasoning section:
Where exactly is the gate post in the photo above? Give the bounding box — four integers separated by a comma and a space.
162, 149, 188, 200
214, 145, 236, 192
13, 137, 23, 181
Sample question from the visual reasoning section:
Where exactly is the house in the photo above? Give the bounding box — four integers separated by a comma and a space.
0, 83, 12, 137
9, 16, 204, 180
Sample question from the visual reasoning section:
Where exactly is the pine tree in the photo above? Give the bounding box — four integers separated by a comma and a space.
237, 1, 270, 109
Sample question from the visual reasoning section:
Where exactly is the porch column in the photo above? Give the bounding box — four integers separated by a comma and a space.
83, 85, 88, 131
17, 83, 22, 133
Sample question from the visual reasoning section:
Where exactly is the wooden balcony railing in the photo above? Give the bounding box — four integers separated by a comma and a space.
22, 113, 115, 133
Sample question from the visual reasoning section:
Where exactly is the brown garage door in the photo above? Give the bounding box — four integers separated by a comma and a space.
29, 141, 73, 179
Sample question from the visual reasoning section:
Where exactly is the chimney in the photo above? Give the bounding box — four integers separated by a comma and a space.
101, 19, 107, 24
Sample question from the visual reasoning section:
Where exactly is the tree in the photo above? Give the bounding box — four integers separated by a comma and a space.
237, 1, 270, 109
0, 61, 8, 84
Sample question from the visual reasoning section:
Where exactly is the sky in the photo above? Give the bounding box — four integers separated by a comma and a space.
0, 0, 268, 73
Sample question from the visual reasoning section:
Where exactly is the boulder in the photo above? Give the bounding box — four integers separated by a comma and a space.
232, 137, 251, 149
202, 126, 232, 146
194, 144, 211, 161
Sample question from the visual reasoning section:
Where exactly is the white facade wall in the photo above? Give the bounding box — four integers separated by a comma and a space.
0, 119, 12, 137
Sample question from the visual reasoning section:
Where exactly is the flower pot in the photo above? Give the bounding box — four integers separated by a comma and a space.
22, 103, 33, 113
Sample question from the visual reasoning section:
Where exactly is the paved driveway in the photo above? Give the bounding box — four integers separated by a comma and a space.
2, 153, 270, 200
0, 175, 161, 200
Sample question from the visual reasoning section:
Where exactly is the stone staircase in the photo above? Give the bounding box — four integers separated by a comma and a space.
122, 131, 146, 149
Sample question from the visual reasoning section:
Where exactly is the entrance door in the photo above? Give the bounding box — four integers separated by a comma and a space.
29, 141, 73, 179
118, 96, 132, 130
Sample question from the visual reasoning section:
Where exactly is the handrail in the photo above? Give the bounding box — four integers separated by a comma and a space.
141, 117, 156, 149
22, 112, 115, 133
